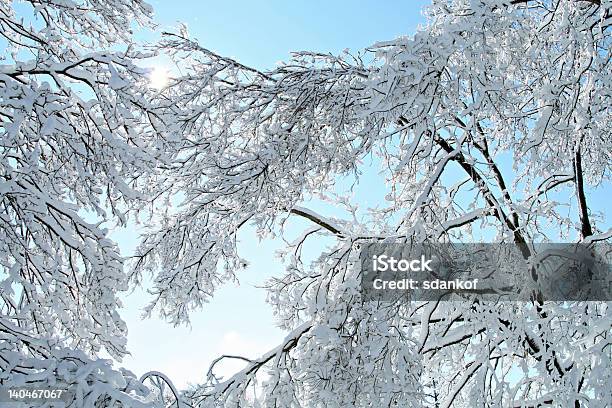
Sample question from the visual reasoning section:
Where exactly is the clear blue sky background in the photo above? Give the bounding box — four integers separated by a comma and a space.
110, 0, 432, 389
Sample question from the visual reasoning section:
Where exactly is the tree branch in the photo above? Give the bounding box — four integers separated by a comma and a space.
289, 207, 343, 236
573, 146, 593, 239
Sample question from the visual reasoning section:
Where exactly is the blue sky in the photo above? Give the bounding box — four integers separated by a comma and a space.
146, 0, 431, 69
111, 0, 432, 388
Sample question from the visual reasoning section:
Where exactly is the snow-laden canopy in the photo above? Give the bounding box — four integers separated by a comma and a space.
1, 0, 610, 406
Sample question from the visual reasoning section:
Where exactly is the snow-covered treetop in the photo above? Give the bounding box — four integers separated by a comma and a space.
1, 0, 610, 406
133, 0, 611, 324
136, 1, 610, 406
1, 0, 176, 406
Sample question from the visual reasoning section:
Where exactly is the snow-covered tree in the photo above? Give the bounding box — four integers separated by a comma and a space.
132, 0, 611, 406
2, 0, 611, 407
0, 0, 177, 405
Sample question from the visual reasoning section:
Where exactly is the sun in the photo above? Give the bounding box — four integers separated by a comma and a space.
149, 66, 169, 90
